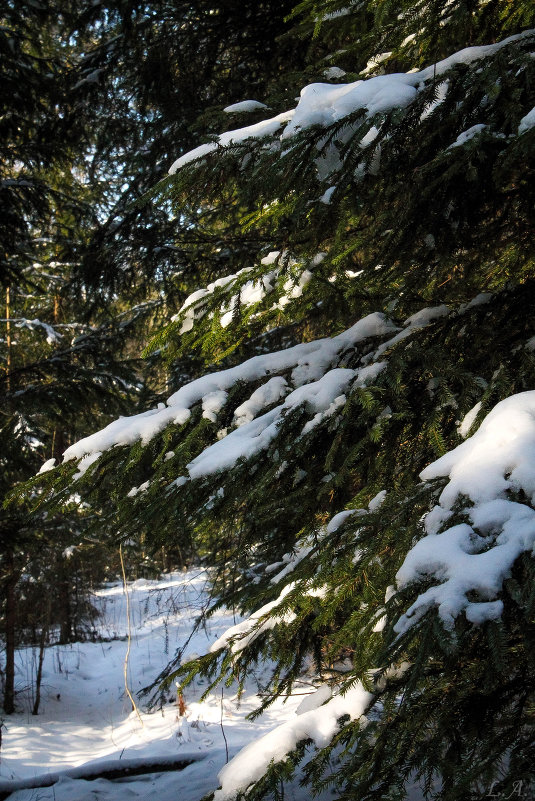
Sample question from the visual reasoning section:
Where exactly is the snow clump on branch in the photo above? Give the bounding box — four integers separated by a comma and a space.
395, 392, 535, 632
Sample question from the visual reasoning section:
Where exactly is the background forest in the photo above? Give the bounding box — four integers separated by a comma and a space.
2, 1, 535, 800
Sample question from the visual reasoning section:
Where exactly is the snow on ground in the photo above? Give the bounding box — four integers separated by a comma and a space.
0, 570, 332, 801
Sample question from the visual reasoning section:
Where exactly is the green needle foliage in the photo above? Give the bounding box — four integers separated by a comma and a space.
23, 0, 535, 798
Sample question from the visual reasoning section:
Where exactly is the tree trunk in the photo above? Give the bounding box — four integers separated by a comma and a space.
58, 576, 72, 645
3, 552, 17, 714
5, 286, 11, 394
32, 602, 50, 715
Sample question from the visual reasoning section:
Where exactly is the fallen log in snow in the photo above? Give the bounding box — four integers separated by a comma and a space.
0, 752, 205, 799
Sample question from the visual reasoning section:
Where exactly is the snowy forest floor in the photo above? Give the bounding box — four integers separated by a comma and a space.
0, 570, 333, 801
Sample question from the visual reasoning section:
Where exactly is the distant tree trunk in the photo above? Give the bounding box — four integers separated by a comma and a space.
3, 551, 17, 714
51, 437, 73, 645
32, 602, 50, 715
3, 286, 16, 713
57, 575, 72, 644
5, 286, 11, 394
52, 427, 65, 465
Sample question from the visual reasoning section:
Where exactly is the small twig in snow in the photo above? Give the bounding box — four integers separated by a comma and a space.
220, 685, 229, 764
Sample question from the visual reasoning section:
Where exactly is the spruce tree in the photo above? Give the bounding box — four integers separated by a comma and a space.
0, 0, 152, 712
1, 0, 307, 714
0, 232, 147, 711
64, 0, 303, 305
28, 0, 535, 798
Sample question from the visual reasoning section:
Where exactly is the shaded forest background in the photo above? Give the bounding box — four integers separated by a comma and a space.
1, 0, 308, 712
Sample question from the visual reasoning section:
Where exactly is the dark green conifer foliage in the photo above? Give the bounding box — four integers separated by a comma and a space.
0, 0, 158, 711
0, 2, 75, 287
63, 0, 303, 307
0, 253, 147, 711
25, 0, 535, 797
1, 0, 309, 714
